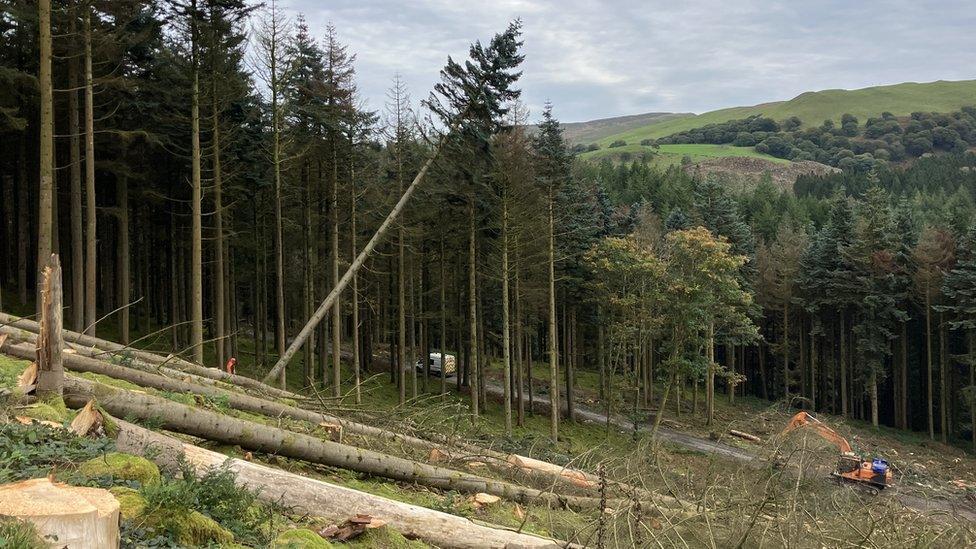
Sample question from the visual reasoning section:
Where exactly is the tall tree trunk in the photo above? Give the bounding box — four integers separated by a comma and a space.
900, 321, 908, 429
501, 192, 511, 433
409, 253, 417, 399
117, 177, 129, 344
68, 13, 84, 333
926, 294, 934, 440
439, 239, 447, 397
331, 147, 342, 397
706, 322, 715, 425
514, 248, 524, 425
810, 330, 817, 411
565, 307, 576, 422
869, 370, 879, 427
189, 1, 204, 366
397, 187, 407, 406
37, 0, 55, 314
970, 330, 975, 452
468, 198, 480, 419
350, 169, 361, 404
840, 310, 848, 417
783, 303, 790, 398
547, 189, 558, 442
17, 141, 29, 306
597, 309, 606, 401
302, 165, 314, 387
212, 94, 225, 373
83, 6, 96, 334
940, 311, 948, 443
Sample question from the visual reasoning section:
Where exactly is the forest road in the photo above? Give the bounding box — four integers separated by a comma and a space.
480, 380, 976, 522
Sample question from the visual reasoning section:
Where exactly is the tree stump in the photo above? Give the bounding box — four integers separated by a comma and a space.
0, 477, 120, 548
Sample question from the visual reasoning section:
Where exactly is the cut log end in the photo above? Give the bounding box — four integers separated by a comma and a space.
0, 477, 120, 548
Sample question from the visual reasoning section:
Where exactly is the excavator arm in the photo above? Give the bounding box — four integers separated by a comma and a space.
781, 411, 853, 454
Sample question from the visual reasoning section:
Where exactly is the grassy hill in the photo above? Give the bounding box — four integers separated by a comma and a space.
554, 111, 691, 144
588, 79, 976, 148
581, 143, 788, 168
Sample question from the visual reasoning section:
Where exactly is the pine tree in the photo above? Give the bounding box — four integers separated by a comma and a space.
940, 226, 976, 450
533, 102, 569, 440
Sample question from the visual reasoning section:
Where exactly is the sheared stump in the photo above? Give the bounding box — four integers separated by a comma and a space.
0, 477, 120, 548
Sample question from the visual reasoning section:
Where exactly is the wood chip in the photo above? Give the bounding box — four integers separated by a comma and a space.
466, 461, 487, 470
14, 416, 62, 429
514, 503, 526, 520
473, 493, 501, 505
317, 422, 343, 442
428, 448, 450, 463
16, 362, 38, 394
69, 400, 104, 437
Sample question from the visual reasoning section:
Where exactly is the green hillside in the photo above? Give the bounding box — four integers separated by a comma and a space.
580, 143, 788, 167
592, 79, 976, 147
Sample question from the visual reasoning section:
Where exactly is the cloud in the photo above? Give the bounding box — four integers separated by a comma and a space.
279, 0, 976, 122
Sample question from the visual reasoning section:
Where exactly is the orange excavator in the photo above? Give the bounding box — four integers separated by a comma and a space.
781, 411, 893, 489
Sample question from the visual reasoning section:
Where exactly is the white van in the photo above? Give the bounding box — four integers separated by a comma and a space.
416, 352, 457, 377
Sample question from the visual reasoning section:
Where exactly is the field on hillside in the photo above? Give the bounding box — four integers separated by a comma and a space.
590, 79, 976, 147
580, 142, 790, 167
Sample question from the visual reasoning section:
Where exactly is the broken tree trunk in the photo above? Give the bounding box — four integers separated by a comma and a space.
107, 419, 568, 549
262, 127, 454, 385
35, 254, 63, 397
0, 312, 297, 400
61, 376, 616, 511
0, 478, 120, 548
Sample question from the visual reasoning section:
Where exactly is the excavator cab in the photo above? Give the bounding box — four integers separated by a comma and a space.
782, 412, 893, 490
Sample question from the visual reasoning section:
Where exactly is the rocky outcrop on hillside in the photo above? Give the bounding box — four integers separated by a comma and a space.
683, 157, 840, 191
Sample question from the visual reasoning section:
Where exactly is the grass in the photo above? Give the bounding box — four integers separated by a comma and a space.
580, 142, 790, 166
589, 79, 976, 148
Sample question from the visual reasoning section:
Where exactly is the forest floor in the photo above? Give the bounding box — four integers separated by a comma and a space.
3, 306, 976, 546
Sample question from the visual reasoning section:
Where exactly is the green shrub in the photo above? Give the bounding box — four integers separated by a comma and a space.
608, 140, 627, 148
0, 422, 113, 483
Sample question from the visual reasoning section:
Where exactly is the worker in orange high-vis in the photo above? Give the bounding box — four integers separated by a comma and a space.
225, 357, 237, 375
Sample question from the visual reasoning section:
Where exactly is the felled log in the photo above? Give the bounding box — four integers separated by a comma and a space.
0, 477, 120, 548
108, 419, 569, 549
729, 429, 762, 443
0, 312, 297, 400
62, 376, 616, 511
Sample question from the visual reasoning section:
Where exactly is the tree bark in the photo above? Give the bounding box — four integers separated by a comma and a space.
212, 92, 226, 373
926, 295, 934, 440
37, 0, 55, 313
35, 255, 63, 397
501, 191, 512, 433
547, 187, 558, 442
940, 311, 948, 443
68, 14, 84, 333
83, 9, 97, 335
468, 198, 480, 418
840, 310, 848, 417
783, 303, 790, 398
189, 0, 204, 366
350, 169, 361, 404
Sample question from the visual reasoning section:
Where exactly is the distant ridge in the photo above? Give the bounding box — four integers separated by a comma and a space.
588, 79, 976, 147
528, 112, 690, 144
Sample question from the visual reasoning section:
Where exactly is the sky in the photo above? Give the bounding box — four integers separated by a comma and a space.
279, 0, 976, 124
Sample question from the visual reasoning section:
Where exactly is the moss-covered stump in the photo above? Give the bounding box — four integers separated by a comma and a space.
274, 528, 334, 548
109, 487, 146, 520
78, 452, 161, 486
154, 509, 235, 546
